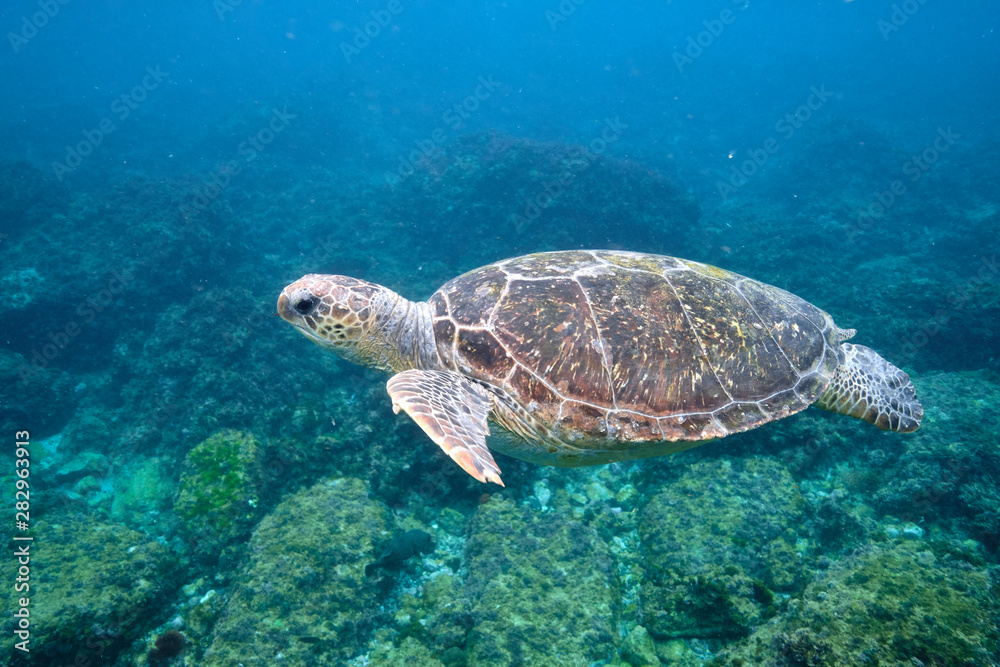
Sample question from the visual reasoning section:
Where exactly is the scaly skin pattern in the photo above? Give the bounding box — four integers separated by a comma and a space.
815, 342, 922, 432
277, 274, 441, 373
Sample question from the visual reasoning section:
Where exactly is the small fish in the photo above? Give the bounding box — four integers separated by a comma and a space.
365, 529, 435, 577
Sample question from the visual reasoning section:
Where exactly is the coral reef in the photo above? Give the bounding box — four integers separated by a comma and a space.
639, 457, 807, 640
199, 477, 389, 666
367, 572, 474, 666
869, 371, 1000, 549
3, 116, 1000, 666
111, 455, 176, 526
367, 636, 448, 666
621, 625, 662, 666
713, 541, 1000, 666
0, 349, 76, 438
91, 287, 307, 457
147, 628, 187, 664
383, 132, 703, 270
0, 516, 178, 664
759, 118, 910, 205
461, 495, 620, 666
173, 430, 265, 564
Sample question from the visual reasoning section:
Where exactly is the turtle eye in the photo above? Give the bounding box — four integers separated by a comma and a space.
293, 294, 318, 315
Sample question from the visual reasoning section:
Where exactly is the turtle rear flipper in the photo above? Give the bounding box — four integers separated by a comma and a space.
387, 369, 505, 486
816, 343, 922, 432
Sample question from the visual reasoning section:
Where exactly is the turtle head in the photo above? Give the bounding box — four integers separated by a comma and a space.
278, 274, 395, 367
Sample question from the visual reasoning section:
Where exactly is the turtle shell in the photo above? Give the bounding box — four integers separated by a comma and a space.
427, 250, 841, 447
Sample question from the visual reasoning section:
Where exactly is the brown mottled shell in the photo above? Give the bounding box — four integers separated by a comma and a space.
428, 250, 841, 446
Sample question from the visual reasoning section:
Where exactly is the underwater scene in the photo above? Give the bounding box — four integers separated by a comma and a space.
2, 1, 999, 665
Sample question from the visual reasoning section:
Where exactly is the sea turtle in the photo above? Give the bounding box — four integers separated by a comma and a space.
277, 250, 921, 486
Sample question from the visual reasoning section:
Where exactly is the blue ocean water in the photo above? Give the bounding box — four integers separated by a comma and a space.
2, 1, 999, 665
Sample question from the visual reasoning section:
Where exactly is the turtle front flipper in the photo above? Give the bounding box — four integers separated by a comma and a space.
816, 343, 922, 432
387, 370, 504, 486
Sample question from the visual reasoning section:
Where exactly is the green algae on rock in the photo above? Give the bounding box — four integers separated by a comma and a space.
200, 477, 389, 666
639, 457, 807, 640
622, 624, 662, 667
111, 456, 176, 525
0, 517, 178, 664
712, 541, 1000, 666
173, 430, 264, 561
871, 371, 1000, 550
367, 635, 448, 667
379, 571, 474, 663
463, 495, 620, 666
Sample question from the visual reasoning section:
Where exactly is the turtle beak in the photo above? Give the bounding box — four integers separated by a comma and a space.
276, 291, 294, 323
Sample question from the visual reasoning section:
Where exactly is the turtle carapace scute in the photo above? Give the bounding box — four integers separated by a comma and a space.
278, 250, 922, 486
